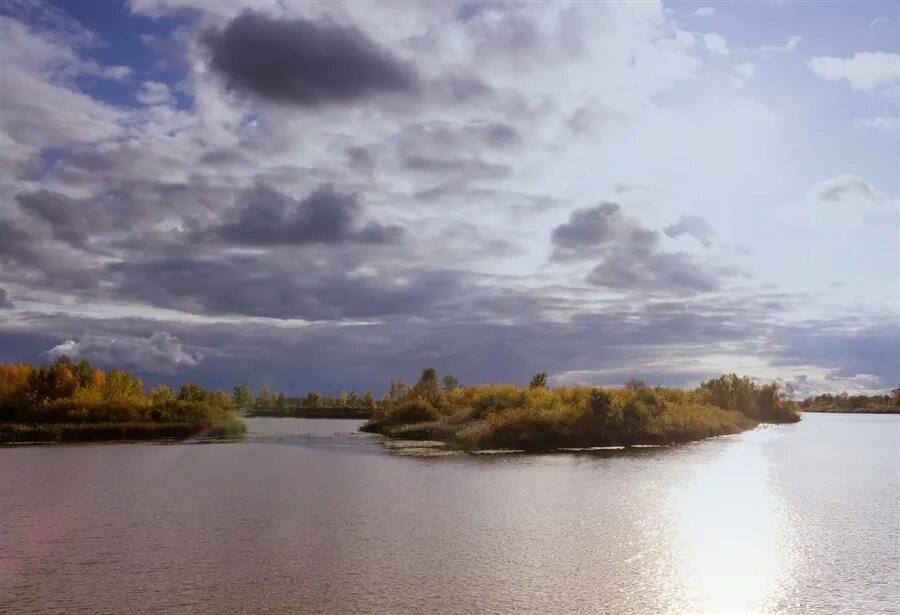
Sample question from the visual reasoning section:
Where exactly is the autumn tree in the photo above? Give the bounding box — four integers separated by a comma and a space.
529, 372, 548, 389
178, 383, 208, 403
232, 385, 254, 410
361, 391, 376, 409
441, 374, 460, 392
303, 392, 321, 408
150, 384, 176, 406
209, 389, 233, 409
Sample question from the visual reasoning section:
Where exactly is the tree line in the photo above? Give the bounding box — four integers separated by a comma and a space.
799, 389, 900, 413
0, 357, 245, 442
233, 384, 378, 416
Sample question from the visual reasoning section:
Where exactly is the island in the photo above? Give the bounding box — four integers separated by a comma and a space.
361, 369, 802, 451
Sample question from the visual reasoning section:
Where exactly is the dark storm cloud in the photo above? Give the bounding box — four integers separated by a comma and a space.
0, 288, 12, 309
206, 183, 403, 246
14, 178, 201, 251
663, 215, 715, 247
586, 252, 719, 293
108, 253, 462, 321
770, 320, 900, 387
0, 218, 102, 292
480, 122, 520, 146
346, 146, 376, 172
551, 203, 655, 259
204, 11, 418, 107
0, 219, 37, 266
551, 203, 721, 294
0, 294, 824, 394
16, 189, 91, 248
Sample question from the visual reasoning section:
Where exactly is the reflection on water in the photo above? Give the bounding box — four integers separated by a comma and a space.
672, 428, 793, 613
1, 415, 897, 614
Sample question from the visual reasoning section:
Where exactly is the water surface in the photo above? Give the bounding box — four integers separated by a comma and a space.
1, 414, 897, 614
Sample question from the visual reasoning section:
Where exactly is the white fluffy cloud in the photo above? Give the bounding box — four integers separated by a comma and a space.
136, 81, 176, 106
808, 52, 900, 93
730, 62, 756, 88
693, 7, 715, 17
703, 32, 728, 55
45, 331, 201, 372
753, 35, 802, 56
853, 115, 899, 132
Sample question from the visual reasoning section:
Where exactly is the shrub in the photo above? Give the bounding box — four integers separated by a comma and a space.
384, 399, 440, 425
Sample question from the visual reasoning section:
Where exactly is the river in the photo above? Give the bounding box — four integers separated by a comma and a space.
1, 413, 897, 614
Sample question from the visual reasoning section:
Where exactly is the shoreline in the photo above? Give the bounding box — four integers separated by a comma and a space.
248, 408, 372, 419
0, 421, 247, 445
801, 408, 899, 414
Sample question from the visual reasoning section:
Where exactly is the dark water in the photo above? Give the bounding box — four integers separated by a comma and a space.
1, 414, 897, 614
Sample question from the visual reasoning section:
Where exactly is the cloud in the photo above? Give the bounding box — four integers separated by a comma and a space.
808, 52, 900, 93
403, 155, 510, 178
0, 1, 894, 399
136, 81, 175, 106
205, 183, 404, 246
693, 7, 716, 17
15, 184, 170, 251
551, 203, 654, 260
853, 115, 899, 132
0, 288, 13, 309
815, 174, 892, 208
107, 253, 465, 321
730, 62, 756, 88
45, 331, 200, 372
702, 32, 729, 56
777, 174, 896, 229
753, 35, 802, 56
1, 0, 98, 48
16, 189, 94, 248
11, 295, 892, 396
0, 13, 125, 173
663, 215, 715, 247
203, 11, 418, 107
551, 203, 721, 294
771, 320, 900, 391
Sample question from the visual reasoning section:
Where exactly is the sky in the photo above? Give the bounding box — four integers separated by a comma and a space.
0, 0, 897, 397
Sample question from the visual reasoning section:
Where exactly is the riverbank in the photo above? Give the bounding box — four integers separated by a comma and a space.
802, 407, 899, 414
799, 391, 899, 414
362, 372, 801, 451
0, 419, 247, 444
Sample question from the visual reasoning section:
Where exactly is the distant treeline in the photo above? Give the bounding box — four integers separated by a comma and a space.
0, 357, 246, 443
800, 390, 900, 414
237, 385, 376, 418
362, 370, 801, 451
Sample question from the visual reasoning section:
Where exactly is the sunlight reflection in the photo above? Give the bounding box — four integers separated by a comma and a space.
669, 431, 796, 613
